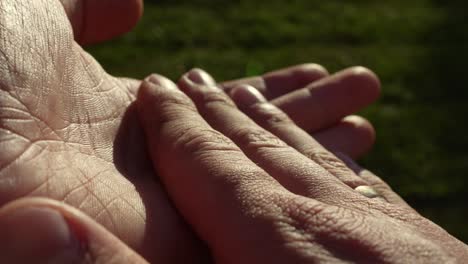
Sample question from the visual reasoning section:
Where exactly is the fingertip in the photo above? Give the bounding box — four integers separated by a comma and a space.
314, 115, 376, 159
346, 66, 382, 102
263, 63, 329, 98
0, 198, 84, 264
141, 73, 177, 94
135, 0, 145, 19
79, 0, 144, 45
0, 198, 148, 264
116, 0, 144, 38
145, 74, 178, 90
184, 68, 216, 86
293, 63, 330, 78
265, 63, 329, 81
230, 84, 267, 108
126, 0, 144, 30
137, 74, 178, 123
343, 115, 376, 151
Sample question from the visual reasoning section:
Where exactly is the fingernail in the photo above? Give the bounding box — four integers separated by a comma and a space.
230, 84, 266, 107
0, 207, 83, 263
187, 68, 215, 86
145, 74, 178, 90
355, 186, 380, 198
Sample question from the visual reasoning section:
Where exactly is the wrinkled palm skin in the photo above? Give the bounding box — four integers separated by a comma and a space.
0, 0, 207, 262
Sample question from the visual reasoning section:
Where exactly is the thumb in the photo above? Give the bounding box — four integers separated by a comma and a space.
61, 0, 143, 45
0, 198, 148, 264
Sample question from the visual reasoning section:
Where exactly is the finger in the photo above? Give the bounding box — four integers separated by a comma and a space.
313, 115, 376, 159
136, 74, 289, 249
179, 69, 361, 200
0, 198, 148, 264
335, 153, 416, 210
61, 0, 143, 45
220, 63, 329, 100
271, 67, 381, 132
229, 84, 368, 189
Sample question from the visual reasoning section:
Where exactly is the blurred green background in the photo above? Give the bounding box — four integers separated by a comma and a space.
87, 0, 468, 242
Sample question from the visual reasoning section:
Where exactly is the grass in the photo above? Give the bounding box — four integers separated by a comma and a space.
87, 0, 468, 242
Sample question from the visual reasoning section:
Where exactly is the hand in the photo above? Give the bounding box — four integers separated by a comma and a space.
136, 69, 468, 263
0, 0, 379, 262
0, 1, 205, 262
0, 198, 148, 264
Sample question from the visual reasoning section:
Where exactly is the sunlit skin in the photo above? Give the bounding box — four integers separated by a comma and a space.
0, 0, 380, 262
137, 69, 468, 263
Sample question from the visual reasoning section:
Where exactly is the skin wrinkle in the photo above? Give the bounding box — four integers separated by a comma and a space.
200, 90, 237, 109
291, 205, 378, 262
11, 168, 52, 201
0, 126, 31, 142
2, 6, 126, 152
60, 168, 104, 203
5, 78, 126, 157
92, 173, 145, 222
0, 135, 141, 241
0, 134, 102, 173
251, 103, 293, 126
0, 1, 216, 262
1, 91, 53, 137
177, 129, 238, 153
73, 166, 120, 237
231, 127, 288, 149
0, 141, 34, 172
273, 201, 338, 262
8, 92, 65, 141
302, 149, 367, 189
93, 187, 139, 221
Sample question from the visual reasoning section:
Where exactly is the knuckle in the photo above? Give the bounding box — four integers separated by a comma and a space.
348, 66, 381, 94
142, 81, 197, 115
145, 74, 177, 90
284, 198, 323, 229
201, 90, 236, 109
304, 149, 349, 172
159, 95, 197, 113
231, 127, 287, 149
304, 149, 368, 187
284, 196, 332, 231
282, 196, 367, 242
243, 189, 288, 220
157, 97, 198, 125
249, 103, 294, 127
175, 127, 238, 155
349, 66, 374, 76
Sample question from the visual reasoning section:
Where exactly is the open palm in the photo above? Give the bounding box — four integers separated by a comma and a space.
0, 0, 207, 262
0, 0, 381, 263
